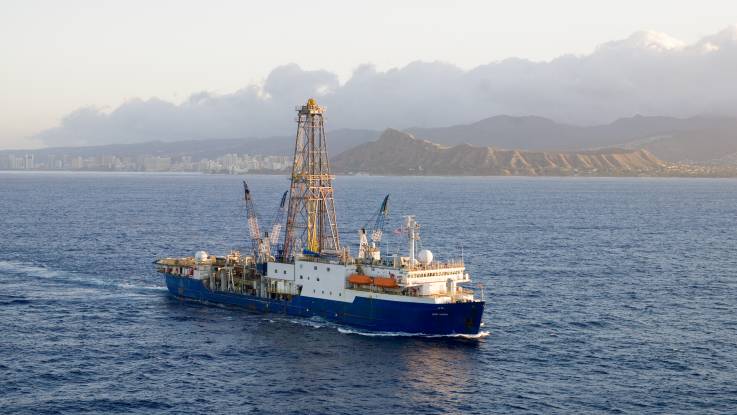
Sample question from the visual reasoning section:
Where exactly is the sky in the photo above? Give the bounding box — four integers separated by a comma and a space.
2, 0, 737, 149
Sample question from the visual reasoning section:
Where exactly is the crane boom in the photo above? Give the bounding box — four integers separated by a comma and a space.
370, 194, 390, 243
358, 194, 390, 261
243, 180, 262, 255
269, 190, 288, 246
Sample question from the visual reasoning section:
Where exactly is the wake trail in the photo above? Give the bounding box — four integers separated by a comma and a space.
0, 260, 167, 293
265, 314, 490, 340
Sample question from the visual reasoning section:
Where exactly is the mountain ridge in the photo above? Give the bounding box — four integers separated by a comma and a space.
5, 114, 737, 167
1, 129, 378, 160
406, 115, 737, 164
331, 129, 729, 176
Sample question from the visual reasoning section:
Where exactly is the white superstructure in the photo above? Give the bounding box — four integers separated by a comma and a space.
261, 215, 477, 305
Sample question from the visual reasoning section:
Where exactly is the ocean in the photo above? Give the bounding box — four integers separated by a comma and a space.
1, 172, 736, 414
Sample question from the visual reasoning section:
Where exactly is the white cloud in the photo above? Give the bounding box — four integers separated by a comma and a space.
600, 30, 686, 52
36, 25, 737, 147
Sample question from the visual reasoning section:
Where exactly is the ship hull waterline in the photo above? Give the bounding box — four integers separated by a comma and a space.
165, 274, 484, 336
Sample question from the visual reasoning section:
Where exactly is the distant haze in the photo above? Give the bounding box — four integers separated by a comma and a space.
2, 1, 737, 149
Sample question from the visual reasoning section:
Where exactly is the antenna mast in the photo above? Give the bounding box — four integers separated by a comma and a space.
282, 98, 341, 260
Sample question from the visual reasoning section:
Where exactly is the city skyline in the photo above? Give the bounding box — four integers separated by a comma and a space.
0, 152, 290, 173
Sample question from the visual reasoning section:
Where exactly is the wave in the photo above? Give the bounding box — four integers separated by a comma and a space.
117, 282, 168, 291
336, 327, 490, 339
287, 316, 329, 329
0, 260, 62, 278
0, 260, 166, 293
270, 314, 491, 340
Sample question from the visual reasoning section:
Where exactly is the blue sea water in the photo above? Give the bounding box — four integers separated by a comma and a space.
1, 171, 736, 414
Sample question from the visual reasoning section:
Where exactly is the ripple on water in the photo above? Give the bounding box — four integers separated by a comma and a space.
1, 174, 737, 414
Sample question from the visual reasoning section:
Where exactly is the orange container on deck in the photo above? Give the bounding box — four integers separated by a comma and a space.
373, 277, 399, 288
348, 274, 372, 285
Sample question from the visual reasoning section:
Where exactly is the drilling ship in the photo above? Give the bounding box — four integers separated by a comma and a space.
155, 99, 485, 335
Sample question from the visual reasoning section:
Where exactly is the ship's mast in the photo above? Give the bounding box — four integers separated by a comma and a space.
405, 215, 419, 266
282, 98, 341, 260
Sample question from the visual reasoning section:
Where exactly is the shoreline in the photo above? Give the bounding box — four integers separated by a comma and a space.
3, 169, 737, 179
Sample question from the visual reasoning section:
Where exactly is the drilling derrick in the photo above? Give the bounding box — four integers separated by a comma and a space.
282, 98, 341, 260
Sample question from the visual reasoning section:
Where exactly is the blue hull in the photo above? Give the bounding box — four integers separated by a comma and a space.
165, 274, 484, 335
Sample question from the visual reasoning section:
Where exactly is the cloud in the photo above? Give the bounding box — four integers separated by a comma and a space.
37, 25, 737, 147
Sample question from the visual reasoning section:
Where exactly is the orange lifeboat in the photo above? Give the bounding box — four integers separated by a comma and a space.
373, 277, 399, 288
348, 274, 372, 285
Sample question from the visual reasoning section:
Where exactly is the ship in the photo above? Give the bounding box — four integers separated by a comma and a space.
155, 99, 485, 335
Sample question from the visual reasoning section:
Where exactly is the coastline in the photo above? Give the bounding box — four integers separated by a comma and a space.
4, 169, 737, 179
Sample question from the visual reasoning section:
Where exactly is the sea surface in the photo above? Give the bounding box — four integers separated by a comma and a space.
1, 172, 736, 414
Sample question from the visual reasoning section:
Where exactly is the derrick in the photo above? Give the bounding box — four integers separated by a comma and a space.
281, 98, 341, 260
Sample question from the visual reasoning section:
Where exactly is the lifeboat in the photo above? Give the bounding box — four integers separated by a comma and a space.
348, 274, 372, 285
373, 277, 399, 288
